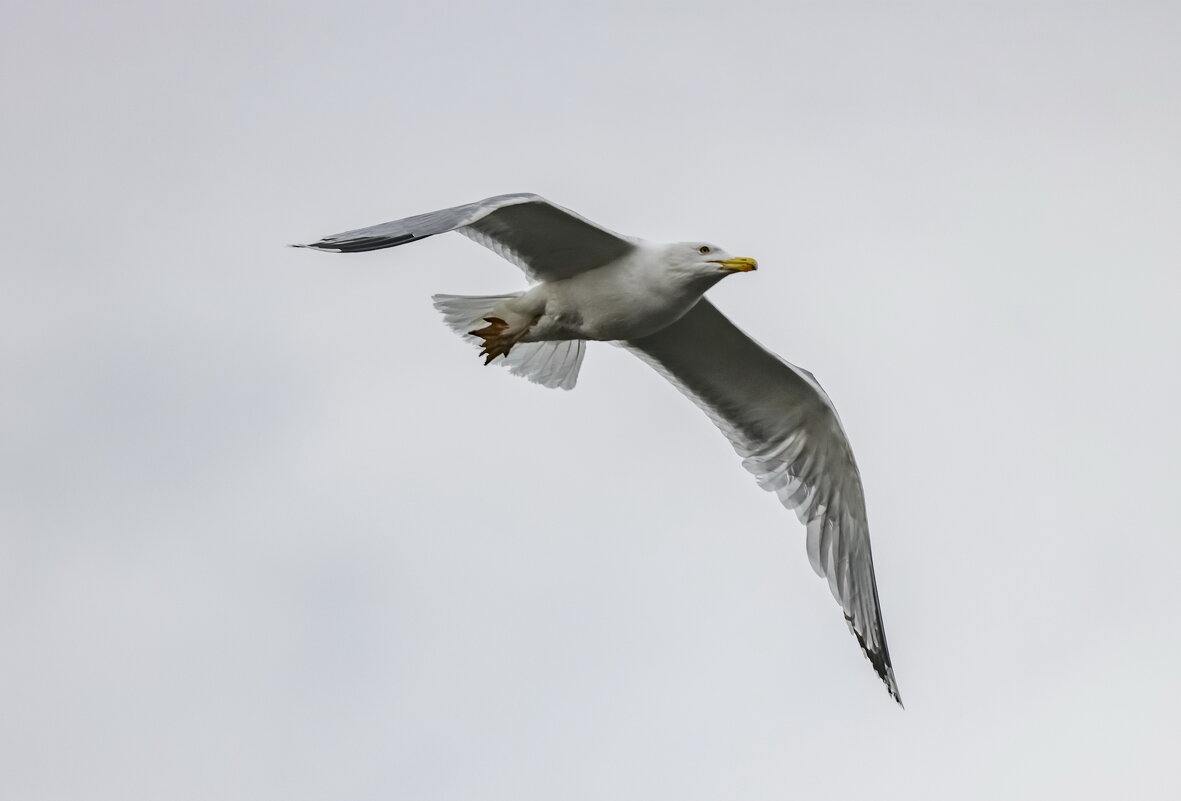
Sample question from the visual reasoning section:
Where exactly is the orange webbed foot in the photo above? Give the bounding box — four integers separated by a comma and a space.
470, 317, 516, 364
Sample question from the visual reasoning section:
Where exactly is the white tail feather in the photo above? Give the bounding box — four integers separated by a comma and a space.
432, 292, 521, 334
431, 294, 586, 390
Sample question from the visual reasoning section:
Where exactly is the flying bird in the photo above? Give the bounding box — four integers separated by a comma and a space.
296, 193, 902, 704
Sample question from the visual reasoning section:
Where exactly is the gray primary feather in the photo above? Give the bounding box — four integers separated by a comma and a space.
628, 300, 901, 705
297, 193, 635, 282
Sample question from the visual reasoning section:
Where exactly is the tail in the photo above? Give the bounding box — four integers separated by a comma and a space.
431, 294, 586, 391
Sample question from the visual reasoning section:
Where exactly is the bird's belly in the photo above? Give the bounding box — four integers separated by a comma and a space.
531, 291, 695, 342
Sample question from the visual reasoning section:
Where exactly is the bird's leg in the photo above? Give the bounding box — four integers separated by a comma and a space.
470, 316, 538, 364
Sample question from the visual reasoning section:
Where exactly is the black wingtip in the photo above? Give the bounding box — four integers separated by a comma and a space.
846, 613, 903, 707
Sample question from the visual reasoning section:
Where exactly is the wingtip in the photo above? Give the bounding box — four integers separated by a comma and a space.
886, 669, 904, 708
846, 613, 903, 706
880, 660, 904, 707
877, 662, 904, 707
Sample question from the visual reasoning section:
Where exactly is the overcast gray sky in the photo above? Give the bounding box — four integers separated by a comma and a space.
3, 1, 1180, 799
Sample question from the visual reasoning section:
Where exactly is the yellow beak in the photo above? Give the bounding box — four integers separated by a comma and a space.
713, 257, 758, 273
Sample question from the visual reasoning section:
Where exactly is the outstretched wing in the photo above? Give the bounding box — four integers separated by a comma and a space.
296, 193, 636, 282
627, 300, 902, 704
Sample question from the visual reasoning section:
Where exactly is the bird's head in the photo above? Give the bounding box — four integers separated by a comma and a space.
662, 242, 758, 288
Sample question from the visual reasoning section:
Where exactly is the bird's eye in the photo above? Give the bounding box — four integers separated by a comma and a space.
699, 245, 711, 254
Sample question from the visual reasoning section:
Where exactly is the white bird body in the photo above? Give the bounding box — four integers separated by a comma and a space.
495, 241, 738, 343
297, 193, 903, 705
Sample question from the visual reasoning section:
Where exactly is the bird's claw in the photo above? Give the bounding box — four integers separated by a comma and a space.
470, 317, 516, 364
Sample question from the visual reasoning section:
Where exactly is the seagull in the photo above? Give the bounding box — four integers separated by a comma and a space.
296, 193, 902, 705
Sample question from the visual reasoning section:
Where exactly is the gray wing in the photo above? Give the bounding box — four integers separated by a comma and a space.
627, 300, 902, 705
296, 193, 636, 282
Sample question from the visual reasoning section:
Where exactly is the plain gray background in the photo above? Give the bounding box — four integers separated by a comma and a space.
3, 2, 1179, 799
